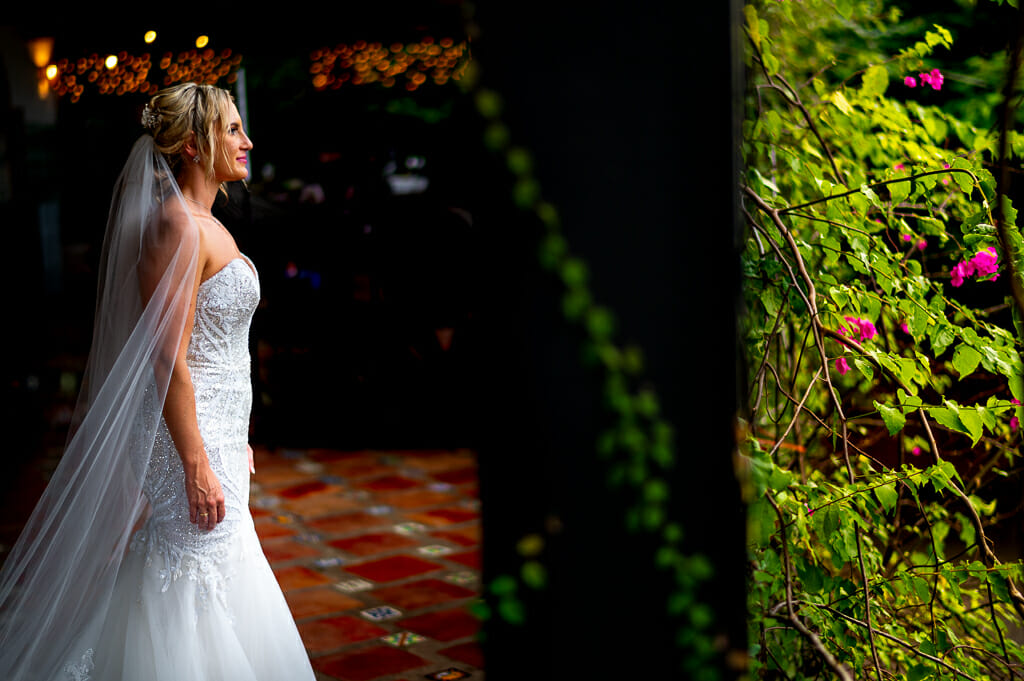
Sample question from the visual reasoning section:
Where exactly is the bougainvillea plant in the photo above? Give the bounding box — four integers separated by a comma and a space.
742, 0, 1024, 678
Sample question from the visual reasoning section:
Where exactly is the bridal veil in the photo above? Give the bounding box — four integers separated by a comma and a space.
0, 134, 200, 680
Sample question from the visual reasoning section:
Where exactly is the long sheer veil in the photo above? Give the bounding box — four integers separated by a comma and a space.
0, 134, 199, 680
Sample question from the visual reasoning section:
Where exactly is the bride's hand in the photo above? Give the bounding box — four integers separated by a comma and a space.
247, 444, 255, 474
185, 458, 226, 531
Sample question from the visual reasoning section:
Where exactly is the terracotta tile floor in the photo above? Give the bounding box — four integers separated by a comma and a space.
250, 447, 485, 681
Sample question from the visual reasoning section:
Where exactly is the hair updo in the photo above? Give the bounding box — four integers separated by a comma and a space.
141, 82, 234, 183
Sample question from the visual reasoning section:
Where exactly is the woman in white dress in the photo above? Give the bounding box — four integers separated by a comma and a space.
0, 83, 316, 680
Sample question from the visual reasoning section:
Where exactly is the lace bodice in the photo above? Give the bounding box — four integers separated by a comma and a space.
133, 256, 260, 610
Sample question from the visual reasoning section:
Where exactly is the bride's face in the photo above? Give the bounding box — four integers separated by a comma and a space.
214, 102, 252, 183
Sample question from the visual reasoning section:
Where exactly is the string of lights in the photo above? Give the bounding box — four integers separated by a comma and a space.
309, 37, 470, 91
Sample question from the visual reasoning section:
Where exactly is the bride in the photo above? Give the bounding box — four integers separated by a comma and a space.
0, 83, 316, 680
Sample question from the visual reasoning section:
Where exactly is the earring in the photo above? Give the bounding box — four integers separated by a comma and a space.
193, 156, 201, 164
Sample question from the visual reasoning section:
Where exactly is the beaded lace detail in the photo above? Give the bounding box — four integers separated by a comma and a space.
64, 648, 94, 681
131, 257, 260, 614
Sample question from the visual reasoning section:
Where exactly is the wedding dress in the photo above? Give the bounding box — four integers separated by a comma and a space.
73, 255, 316, 680
0, 136, 315, 680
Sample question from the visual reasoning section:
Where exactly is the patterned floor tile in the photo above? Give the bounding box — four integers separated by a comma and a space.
249, 449, 483, 681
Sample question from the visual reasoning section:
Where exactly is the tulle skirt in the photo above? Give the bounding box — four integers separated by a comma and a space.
81, 526, 315, 681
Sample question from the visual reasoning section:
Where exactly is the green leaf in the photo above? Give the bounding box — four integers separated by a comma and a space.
875, 401, 906, 435
874, 483, 898, 512
952, 344, 983, 379
861, 64, 889, 98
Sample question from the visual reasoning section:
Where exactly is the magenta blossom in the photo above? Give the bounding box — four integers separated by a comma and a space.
951, 247, 999, 287
842, 316, 877, 342
904, 76, 917, 88
911, 446, 922, 456
971, 247, 998, 277
919, 68, 944, 91
1012, 399, 1021, 431
835, 357, 851, 376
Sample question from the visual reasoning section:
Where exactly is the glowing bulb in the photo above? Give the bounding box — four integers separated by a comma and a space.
105, 55, 118, 69
144, 30, 157, 44
196, 35, 209, 48
45, 64, 58, 80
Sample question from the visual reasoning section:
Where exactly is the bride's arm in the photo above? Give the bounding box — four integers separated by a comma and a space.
139, 209, 226, 531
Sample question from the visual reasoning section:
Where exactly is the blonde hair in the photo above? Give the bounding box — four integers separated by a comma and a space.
142, 82, 234, 187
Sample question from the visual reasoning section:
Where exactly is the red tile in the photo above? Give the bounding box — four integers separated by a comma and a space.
371, 578, 475, 610
328, 532, 419, 556
374, 488, 459, 509
323, 460, 395, 479
260, 537, 322, 563
297, 615, 389, 653
285, 586, 364, 619
430, 468, 478, 485
313, 645, 429, 681
306, 511, 390, 536
439, 641, 485, 669
253, 519, 298, 539
399, 607, 481, 642
274, 565, 333, 591
353, 475, 422, 491
281, 493, 363, 519
345, 555, 444, 583
430, 527, 480, 548
276, 479, 331, 499
406, 508, 478, 527
445, 550, 481, 570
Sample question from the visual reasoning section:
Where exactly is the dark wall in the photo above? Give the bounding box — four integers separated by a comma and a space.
470, 2, 746, 678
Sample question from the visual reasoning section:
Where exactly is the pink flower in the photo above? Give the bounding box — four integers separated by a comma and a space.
970, 247, 998, 277
912, 446, 922, 456
917, 239, 927, 250
950, 260, 970, 287
835, 357, 851, 376
895, 163, 906, 170
902, 234, 913, 243
904, 76, 917, 88
1012, 399, 1021, 431
919, 68, 944, 91
843, 316, 877, 342
900, 321, 910, 334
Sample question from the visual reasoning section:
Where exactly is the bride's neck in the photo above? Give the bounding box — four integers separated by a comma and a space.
176, 163, 219, 210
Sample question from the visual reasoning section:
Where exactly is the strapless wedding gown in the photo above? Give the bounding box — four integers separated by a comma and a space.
65, 257, 315, 681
